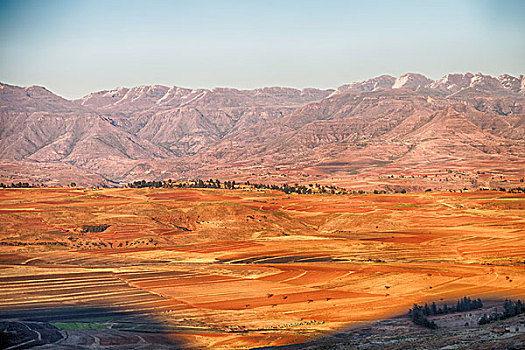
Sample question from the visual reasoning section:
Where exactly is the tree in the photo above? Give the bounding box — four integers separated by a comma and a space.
478, 314, 489, 325
423, 303, 430, 316
431, 302, 437, 315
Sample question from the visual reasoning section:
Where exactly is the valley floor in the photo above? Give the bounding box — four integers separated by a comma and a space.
0, 188, 524, 349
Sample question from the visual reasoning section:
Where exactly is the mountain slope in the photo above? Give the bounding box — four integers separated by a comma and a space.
0, 73, 523, 188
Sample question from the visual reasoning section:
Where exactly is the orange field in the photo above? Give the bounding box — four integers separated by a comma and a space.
0, 187, 524, 348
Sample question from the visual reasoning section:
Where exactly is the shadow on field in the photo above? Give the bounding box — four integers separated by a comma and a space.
254, 300, 525, 350
0, 305, 192, 349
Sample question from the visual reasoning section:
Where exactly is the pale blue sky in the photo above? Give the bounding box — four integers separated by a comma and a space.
0, 0, 524, 99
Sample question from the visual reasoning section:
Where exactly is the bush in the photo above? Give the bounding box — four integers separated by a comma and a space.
81, 224, 110, 233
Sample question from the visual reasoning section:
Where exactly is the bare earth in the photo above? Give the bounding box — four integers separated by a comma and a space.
0, 187, 524, 349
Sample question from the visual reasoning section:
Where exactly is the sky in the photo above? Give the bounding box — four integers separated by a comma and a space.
0, 0, 524, 99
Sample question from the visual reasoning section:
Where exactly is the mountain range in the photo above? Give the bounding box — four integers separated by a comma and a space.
1, 72, 524, 190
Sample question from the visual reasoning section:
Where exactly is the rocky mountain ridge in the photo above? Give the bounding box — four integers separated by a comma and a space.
0, 72, 523, 188
334, 72, 525, 96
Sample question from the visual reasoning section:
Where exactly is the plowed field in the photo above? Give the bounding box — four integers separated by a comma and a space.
0, 188, 524, 348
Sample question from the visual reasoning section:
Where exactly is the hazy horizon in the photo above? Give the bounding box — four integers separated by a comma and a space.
1, 0, 524, 99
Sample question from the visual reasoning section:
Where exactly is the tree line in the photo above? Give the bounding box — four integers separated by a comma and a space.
127, 179, 349, 195
408, 304, 438, 329
126, 178, 525, 195
478, 299, 524, 325
3, 179, 521, 194
409, 296, 483, 329
0, 182, 35, 188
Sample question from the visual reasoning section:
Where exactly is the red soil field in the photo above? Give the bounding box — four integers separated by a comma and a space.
0, 187, 524, 348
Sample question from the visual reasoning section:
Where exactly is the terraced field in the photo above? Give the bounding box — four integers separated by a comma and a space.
0, 188, 524, 348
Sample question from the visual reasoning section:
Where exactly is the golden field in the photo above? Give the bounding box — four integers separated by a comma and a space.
0, 187, 524, 348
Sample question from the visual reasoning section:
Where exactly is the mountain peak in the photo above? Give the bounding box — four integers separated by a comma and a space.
430, 73, 475, 93
392, 73, 432, 90
497, 74, 524, 93
335, 74, 395, 95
